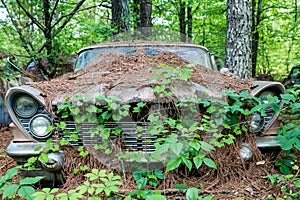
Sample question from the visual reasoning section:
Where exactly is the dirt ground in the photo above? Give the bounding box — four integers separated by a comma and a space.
0, 125, 283, 199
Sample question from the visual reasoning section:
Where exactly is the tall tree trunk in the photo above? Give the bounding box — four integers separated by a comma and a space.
251, 0, 262, 77
140, 0, 152, 37
112, 0, 130, 34
187, 4, 192, 43
179, 0, 186, 42
43, 0, 55, 77
225, 0, 252, 78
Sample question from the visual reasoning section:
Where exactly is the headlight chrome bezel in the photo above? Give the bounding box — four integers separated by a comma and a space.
250, 89, 280, 133
29, 114, 53, 139
250, 112, 265, 133
13, 94, 38, 118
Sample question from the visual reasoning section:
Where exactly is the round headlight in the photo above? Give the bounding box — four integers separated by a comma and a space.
250, 112, 264, 132
258, 91, 276, 104
29, 114, 52, 139
13, 95, 38, 118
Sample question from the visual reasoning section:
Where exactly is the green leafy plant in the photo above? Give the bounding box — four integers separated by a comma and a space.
185, 187, 213, 200
133, 169, 165, 189
33, 169, 122, 199
0, 167, 43, 200
268, 174, 300, 199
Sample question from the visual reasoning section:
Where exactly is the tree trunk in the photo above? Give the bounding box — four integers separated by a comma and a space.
43, 0, 55, 77
179, 0, 186, 42
187, 4, 192, 43
251, 0, 262, 77
225, 0, 252, 78
140, 0, 152, 37
112, 0, 130, 34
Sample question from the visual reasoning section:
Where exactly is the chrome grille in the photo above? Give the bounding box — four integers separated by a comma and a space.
54, 121, 161, 152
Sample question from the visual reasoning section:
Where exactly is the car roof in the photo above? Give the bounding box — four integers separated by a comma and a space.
77, 41, 209, 55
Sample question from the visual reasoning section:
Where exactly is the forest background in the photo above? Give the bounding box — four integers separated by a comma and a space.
0, 0, 299, 80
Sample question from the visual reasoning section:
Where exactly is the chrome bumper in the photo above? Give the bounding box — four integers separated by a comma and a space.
6, 141, 64, 182
256, 136, 280, 148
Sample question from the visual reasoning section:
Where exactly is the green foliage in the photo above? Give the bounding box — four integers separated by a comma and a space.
0, 167, 43, 200
186, 187, 214, 200
275, 85, 300, 175
265, 85, 300, 199
33, 169, 122, 199
268, 174, 300, 199
133, 169, 165, 189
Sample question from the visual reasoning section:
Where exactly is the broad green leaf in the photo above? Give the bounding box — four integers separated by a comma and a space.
189, 140, 201, 151
182, 157, 193, 171
171, 142, 183, 156
200, 141, 215, 151
193, 156, 203, 169
38, 153, 49, 163
56, 192, 68, 200
166, 157, 182, 172
154, 169, 165, 180
4, 167, 18, 180
203, 158, 217, 169
19, 176, 44, 185
18, 186, 35, 200
186, 187, 198, 200
2, 184, 19, 199
136, 177, 148, 189
174, 184, 188, 189
146, 194, 167, 200
88, 197, 101, 200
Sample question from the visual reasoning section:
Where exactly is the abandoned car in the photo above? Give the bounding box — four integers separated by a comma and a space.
5, 42, 285, 181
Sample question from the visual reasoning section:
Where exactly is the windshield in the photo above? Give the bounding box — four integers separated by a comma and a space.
74, 44, 213, 71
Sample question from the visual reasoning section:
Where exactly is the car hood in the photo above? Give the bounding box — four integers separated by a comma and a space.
28, 51, 252, 109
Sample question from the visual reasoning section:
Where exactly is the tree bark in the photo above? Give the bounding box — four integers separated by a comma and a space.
251, 0, 262, 77
187, 4, 192, 43
179, 0, 186, 42
225, 0, 252, 78
140, 0, 152, 37
111, 0, 130, 34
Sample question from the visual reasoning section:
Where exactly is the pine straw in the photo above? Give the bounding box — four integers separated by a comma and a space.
57, 132, 282, 199
28, 49, 252, 112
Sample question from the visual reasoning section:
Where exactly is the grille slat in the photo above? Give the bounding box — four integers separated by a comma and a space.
55, 121, 161, 152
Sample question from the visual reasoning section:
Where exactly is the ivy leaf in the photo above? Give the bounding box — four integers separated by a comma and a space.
154, 169, 165, 180
174, 184, 188, 189
146, 194, 167, 200
38, 152, 49, 163
2, 184, 19, 199
171, 142, 183, 156
166, 157, 182, 172
186, 187, 198, 200
88, 197, 101, 200
19, 176, 44, 185
18, 186, 35, 200
203, 158, 217, 169
136, 177, 148, 189
182, 157, 193, 171
199, 141, 215, 151
4, 167, 19, 180
193, 156, 203, 169
189, 140, 200, 151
